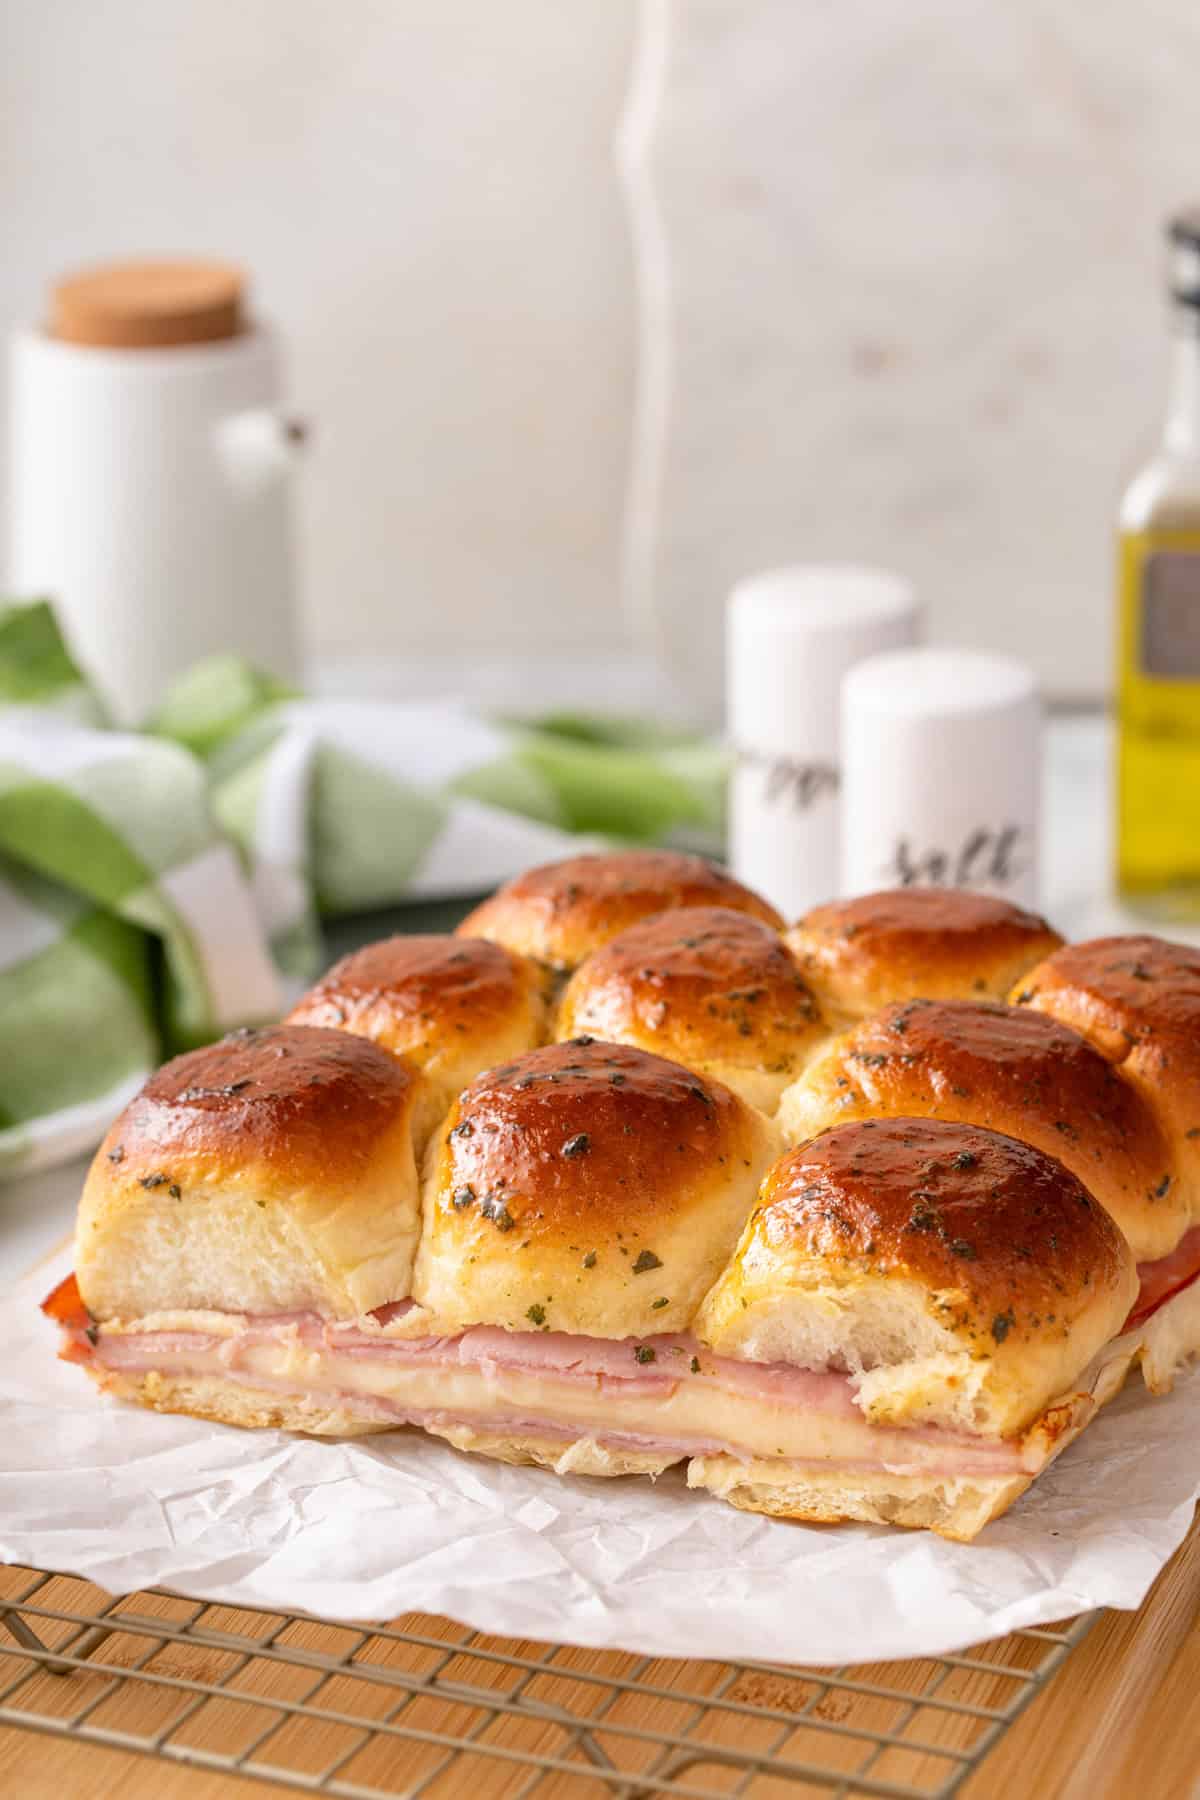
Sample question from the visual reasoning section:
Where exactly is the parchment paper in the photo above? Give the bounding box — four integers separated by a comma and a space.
3, 1250, 1197, 1666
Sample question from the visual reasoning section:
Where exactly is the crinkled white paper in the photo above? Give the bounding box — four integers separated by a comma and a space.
3, 1250, 1197, 1666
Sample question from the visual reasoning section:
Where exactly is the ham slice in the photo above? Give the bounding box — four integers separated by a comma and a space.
44, 1278, 1040, 1479
53, 1259, 1180, 1482
77, 1317, 865, 1418
1127, 1225, 1200, 1330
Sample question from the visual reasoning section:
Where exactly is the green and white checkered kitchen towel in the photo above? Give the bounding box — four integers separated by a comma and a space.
151, 658, 727, 981
0, 601, 727, 1176
0, 604, 282, 1176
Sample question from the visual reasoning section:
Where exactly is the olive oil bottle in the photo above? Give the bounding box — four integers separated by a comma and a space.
1117, 210, 1200, 919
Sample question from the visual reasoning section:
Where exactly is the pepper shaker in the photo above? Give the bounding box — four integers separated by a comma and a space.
726, 565, 920, 916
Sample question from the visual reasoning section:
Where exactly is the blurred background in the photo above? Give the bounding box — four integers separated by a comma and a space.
4, 0, 1199, 716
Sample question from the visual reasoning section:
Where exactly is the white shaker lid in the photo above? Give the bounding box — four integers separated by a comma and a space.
728, 563, 917, 639
726, 565, 919, 745
843, 646, 1036, 717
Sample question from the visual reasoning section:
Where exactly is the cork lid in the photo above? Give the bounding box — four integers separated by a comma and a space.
49, 259, 245, 348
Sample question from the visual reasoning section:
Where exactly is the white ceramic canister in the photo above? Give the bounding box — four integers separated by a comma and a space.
6, 262, 304, 722
840, 647, 1042, 907
726, 565, 921, 918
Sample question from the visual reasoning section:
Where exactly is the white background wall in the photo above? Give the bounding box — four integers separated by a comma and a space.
2, 0, 1199, 717
0, 1, 638, 685
631, 0, 1200, 717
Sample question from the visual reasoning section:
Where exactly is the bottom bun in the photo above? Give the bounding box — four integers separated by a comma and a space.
428, 1421, 681, 1479
93, 1368, 394, 1438
686, 1458, 1032, 1541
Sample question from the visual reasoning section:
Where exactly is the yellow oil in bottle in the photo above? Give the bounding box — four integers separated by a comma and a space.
1117, 527, 1200, 917
1115, 208, 1200, 921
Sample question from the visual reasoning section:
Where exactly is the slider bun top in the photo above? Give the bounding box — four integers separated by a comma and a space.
786, 888, 1063, 1027
780, 999, 1182, 1262
287, 934, 546, 1148
557, 906, 824, 1113
456, 849, 783, 976
412, 1038, 782, 1338
1013, 934, 1200, 1204
76, 1025, 421, 1322
697, 1117, 1136, 1438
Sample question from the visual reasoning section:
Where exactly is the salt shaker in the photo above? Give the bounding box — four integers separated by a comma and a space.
726, 565, 920, 917
840, 648, 1041, 906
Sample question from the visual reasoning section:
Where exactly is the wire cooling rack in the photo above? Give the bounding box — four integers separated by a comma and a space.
0, 1563, 1094, 1798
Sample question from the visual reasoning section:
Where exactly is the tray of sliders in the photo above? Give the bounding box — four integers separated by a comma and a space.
7, 850, 1200, 1670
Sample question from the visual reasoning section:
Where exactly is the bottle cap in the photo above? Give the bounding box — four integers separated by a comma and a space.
726, 565, 920, 916
1168, 210, 1200, 310
840, 648, 1041, 905
50, 260, 245, 348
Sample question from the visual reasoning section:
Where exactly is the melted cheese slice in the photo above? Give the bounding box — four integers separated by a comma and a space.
85, 1314, 1045, 1478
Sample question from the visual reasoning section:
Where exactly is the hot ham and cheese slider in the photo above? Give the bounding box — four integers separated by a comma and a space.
555, 906, 825, 1113
1012, 935, 1200, 1386
63, 1025, 422, 1434
778, 995, 1200, 1389
408, 1038, 783, 1475
287, 934, 547, 1151
786, 888, 1063, 1030
688, 1117, 1136, 1539
457, 849, 783, 985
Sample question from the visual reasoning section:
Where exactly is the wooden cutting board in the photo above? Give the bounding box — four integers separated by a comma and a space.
963, 1512, 1200, 1799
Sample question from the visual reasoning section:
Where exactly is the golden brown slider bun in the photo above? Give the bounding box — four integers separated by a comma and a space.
287, 935, 547, 1149
696, 1117, 1135, 1440
77, 1025, 421, 1322
456, 850, 783, 978
413, 1038, 782, 1338
780, 999, 1183, 1262
1013, 935, 1200, 1208
556, 907, 824, 1114
786, 888, 1063, 1028
690, 1118, 1136, 1538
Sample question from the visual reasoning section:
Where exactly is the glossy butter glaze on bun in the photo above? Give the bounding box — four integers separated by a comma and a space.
689, 1117, 1137, 1536
413, 1038, 782, 1340
557, 907, 824, 1113
1013, 935, 1200, 1207
786, 888, 1063, 1027
288, 934, 547, 1148
779, 998, 1183, 1262
76, 1025, 421, 1322
456, 850, 784, 978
